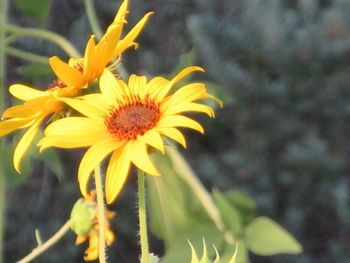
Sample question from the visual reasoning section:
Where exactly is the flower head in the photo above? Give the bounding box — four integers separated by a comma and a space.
38, 67, 222, 203
49, 0, 153, 91
70, 191, 115, 261
0, 0, 152, 172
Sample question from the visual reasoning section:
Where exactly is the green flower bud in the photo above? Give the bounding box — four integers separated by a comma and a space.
70, 199, 96, 235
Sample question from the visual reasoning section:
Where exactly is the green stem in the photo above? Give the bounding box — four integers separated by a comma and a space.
3, 24, 81, 58
0, 0, 7, 262
5, 46, 49, 65
165, 145, 225, 231
94, 165, 107, 263
84, 0, 103, 40
16, 220, 71, 263
138, 169, 149, 263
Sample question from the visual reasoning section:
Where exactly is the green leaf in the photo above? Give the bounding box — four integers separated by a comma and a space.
244, 217, 302, 256
224, 190, 256, 225
14, 0, 51, 26
213, 189, 242, 237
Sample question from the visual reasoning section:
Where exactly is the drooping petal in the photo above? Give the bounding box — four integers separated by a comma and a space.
155, 66, 204, 101
9, 84, 46, 101
60, 98, 104, 120
198, 92, 224, 108
49, 56, 83, 87
78, 139, 122, 198
105, 144, 131, 204
138, 129, 164, 153
0, 118, 34, 137
129, 140, 160, 176
156, 127, 187, 148
13, 117, 44, 173
157, 115, 204, 134
2, 104, 41, 119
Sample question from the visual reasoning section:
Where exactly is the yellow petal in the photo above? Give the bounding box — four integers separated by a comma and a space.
2, 104, 41, 119
99, 69, 125, 103
138, 129, 164, 153
14, 117, 44, 173
198, 92, 224, 108
161, 83, 206, 111
60, 98, 104, 120
78, 139, 122, 198
129, 140, 160, 176
156, 127, 187, 148
157, 115, 204, 134
75, 235, 87, 245
49, 56, 82, 87
81, 93, 110, 113
9, 84, 46, 101
105, 145, 131, 204
0, 118, 34, 137
113, 0, 128, 25
162, 102, 215, 118
128, 74, 147, 97
82, 35, 97, 82
113, 12, 154, 57
156, 66, 204, 101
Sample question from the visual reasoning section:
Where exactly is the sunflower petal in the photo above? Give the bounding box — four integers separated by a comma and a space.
157, 115, 204, 134
113, 12, 153, 57
129, 140, 160, 176
0, 118, 34, 137
14, 117, 44, 173
105, 145, 131, 204
113, 0, 128, 25
128, 74, 147, 97
99, 69, 125, 103
138, 129, 164, 153
82, 35, 97, 81
163, 102, 215, 117
156, 66, 204, 101
78, 139, 122, 198
60, 98, 104, 119
49, 56, 82, 87
9, 84, 46, 101
2, 105, 41, 119
156, 127, 187, 148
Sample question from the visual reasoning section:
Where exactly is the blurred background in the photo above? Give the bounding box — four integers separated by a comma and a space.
2, 0, 350, 262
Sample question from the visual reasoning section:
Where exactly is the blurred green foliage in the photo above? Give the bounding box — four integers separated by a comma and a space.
3, 0, 350, 262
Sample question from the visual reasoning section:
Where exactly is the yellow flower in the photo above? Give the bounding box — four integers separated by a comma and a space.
38, 67, 222, 203
0, 0, 152, 172
71, 191, 115, 261
49, 0, 153, 90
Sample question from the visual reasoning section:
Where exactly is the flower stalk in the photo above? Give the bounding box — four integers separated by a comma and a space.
16, 220, 71, 263
94, 165, 107, 263
138, 169, 149, 263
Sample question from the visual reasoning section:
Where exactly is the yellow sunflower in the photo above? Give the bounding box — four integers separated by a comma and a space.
0, 0, 152, 172
49, 0, 153, 89
38, 67, 222, 204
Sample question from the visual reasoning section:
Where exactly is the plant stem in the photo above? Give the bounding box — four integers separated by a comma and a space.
0, 0, 7, 262
3, 24, 81, 58
5, 46, 49, 65
94, 165, 107, 263
138, 169, 149, 263
84, 0, 103, 40
16, 220, 71, 263
165, 145, 225, 231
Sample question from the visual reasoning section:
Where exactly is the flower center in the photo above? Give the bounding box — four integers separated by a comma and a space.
105, 97, 160, 140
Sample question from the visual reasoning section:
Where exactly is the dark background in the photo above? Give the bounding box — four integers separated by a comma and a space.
3, 0, 350, 262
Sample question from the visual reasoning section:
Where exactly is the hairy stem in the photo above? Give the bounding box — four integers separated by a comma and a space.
94, 165, 107, 263
138, 169, 149, 263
